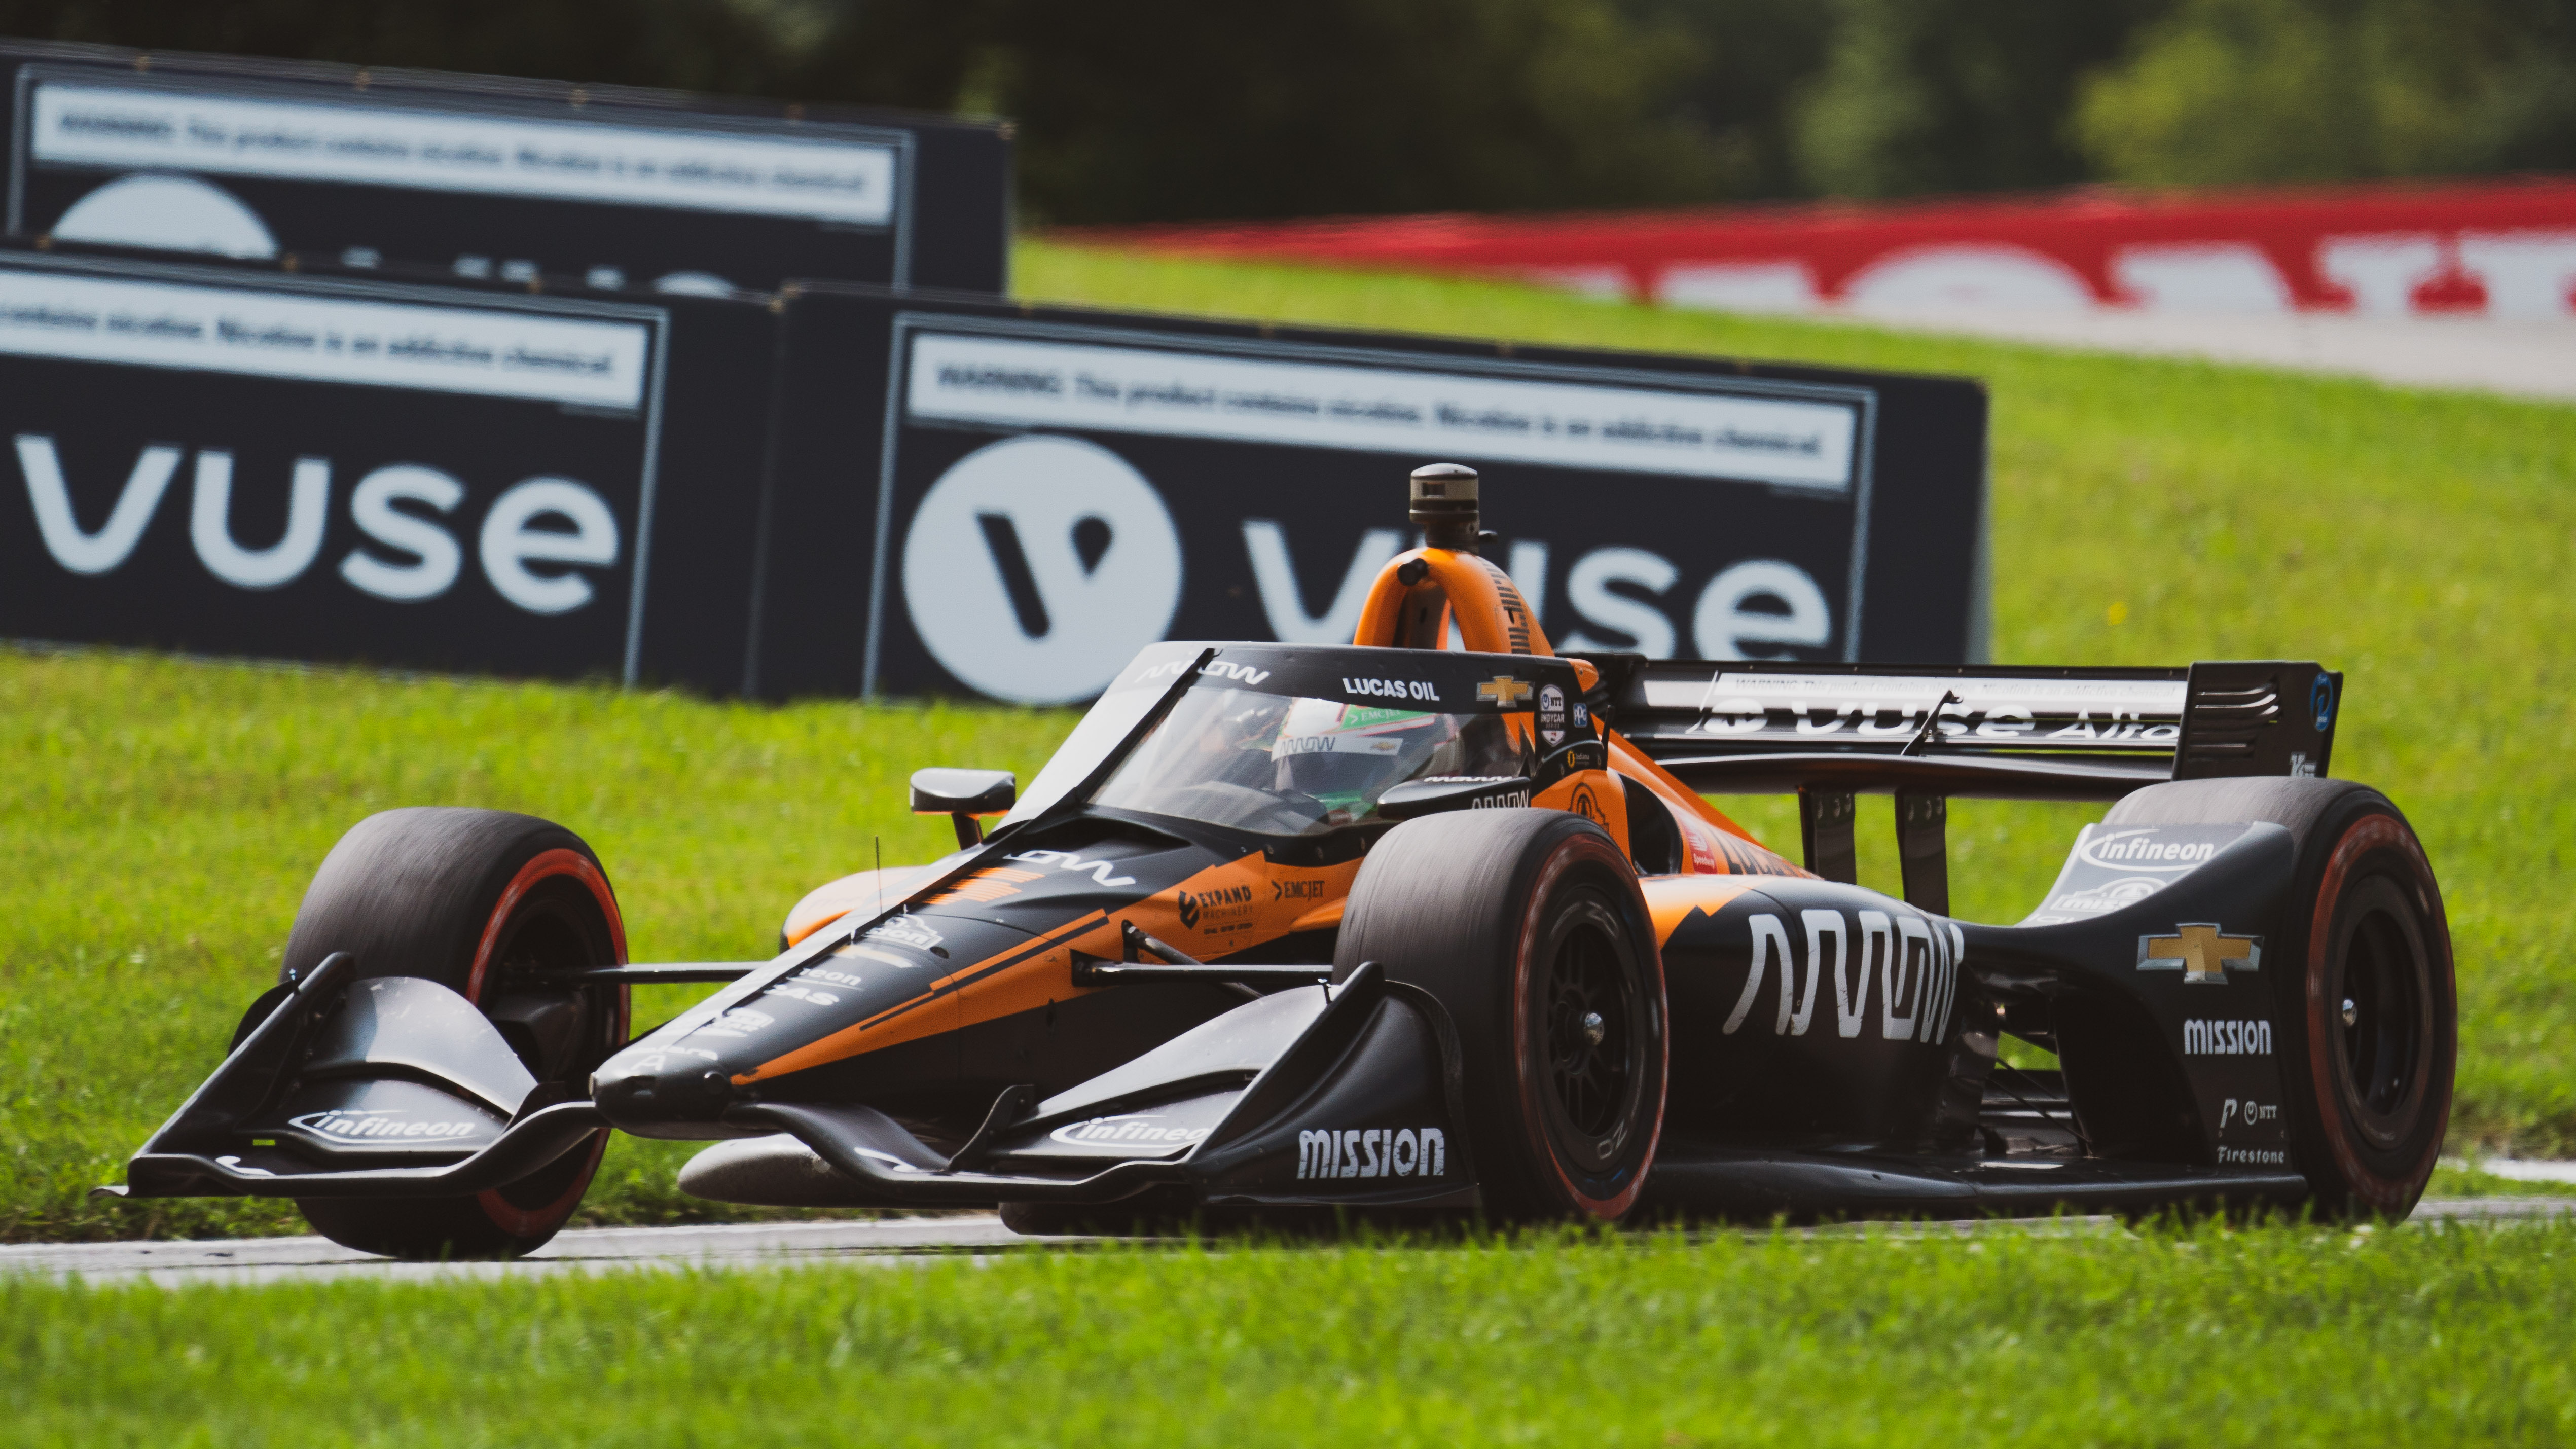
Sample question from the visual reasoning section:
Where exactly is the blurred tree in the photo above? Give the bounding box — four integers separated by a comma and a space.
6, 0, 2567, 223
1612, 0, 1835, 201
0, 0, 1729, 225
790, 0, 1724, 225
0, 0, 801, 93
2075, 0, 2576, 185
1787, 0, 2169, 198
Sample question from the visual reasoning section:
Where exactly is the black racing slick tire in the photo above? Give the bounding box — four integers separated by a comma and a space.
280, 807, 631, 1259
1335, 810, 1668, 1221
2105, 778, 2456, 1218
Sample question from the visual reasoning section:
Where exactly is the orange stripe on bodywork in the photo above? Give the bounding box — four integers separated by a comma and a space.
738, 850, 1367, 1085
782, 863, 935, 948
739, 911, 1109, 1084
1604, 729, 1812, 880
1608, 730, 1759, 843
1640, 876, 1759, 945
1290, 899, 1346, 933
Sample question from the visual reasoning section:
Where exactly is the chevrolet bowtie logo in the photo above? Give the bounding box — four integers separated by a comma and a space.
2137, 923, 2262, 984
1477, 675, 1533, 706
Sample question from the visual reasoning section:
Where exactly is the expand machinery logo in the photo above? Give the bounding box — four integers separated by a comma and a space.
1175, 883, 1254, 930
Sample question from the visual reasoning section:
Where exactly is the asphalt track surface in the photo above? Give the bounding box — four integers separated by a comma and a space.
8, 1198, 2571, 1288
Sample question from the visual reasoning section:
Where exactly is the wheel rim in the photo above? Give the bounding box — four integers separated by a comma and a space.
1535, 891, 1647, 1171
2330, 875, 2432, 1153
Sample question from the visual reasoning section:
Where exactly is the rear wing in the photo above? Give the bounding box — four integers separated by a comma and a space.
1577, 657, 2343, 911
1587, 658, 2343, 803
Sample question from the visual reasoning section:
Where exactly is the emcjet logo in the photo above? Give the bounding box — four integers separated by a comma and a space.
2137, 924, 2262, 985
1297, 1126, 1446, 1180
289, 1109, 483, 1144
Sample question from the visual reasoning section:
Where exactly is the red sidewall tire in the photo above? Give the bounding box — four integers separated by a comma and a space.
2296, 812, 2455, 1216
287, 808, 629, 1258
464, 847, 628, 1240
2103, 778, 2456, 1219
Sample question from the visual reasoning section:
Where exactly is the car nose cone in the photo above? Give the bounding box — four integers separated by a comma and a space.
590, 1044, 738, 1133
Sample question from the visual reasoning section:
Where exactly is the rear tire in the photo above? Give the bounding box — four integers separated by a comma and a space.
2103, 778, 2455, 1217
1334, 810, 1667, 1221
282, 807, 630, 1258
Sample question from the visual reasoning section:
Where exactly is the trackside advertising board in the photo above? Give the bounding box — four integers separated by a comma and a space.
754, 285, 1988, 704
0, 245, 778, 693
0, 41, 1009, 295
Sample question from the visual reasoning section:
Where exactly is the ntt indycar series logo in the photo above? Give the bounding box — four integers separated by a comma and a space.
289, 1109, 485, 1144
1298, 1126, 1446, 1180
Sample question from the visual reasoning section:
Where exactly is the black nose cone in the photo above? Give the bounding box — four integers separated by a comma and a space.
591, 1046, 738, 1135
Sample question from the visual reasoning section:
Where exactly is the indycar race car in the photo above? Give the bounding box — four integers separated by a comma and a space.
106, 464, 2456, 1257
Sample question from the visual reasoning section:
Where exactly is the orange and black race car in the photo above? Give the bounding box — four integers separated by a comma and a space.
110, 465, 2457, 1258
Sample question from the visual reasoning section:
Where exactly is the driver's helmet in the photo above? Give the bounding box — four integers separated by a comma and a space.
1269, 699, 1453, 810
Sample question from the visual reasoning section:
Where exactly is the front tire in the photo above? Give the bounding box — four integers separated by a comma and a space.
1335, 810, 1667, 1221
281, 807, 630, 1258
2103, 778, 2455, 1217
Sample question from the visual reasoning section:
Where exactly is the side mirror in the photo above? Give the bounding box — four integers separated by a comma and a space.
911, 768, 1017, 850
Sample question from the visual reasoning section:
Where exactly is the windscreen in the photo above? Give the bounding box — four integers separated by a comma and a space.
1092, 687, 1527, 838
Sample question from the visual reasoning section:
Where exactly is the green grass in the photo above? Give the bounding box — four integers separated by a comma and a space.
2430, 1162, 2576, 1198
10, 1219, 2576, 1446
4, 241, 2572, 1245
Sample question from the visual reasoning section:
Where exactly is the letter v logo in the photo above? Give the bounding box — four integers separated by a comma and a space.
16, 435, 182, 575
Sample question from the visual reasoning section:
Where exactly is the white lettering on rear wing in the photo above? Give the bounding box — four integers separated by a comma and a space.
1634, 669, 2189, 751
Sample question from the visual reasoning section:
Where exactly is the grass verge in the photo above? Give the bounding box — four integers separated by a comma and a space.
10, 1219, 2576, 1447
